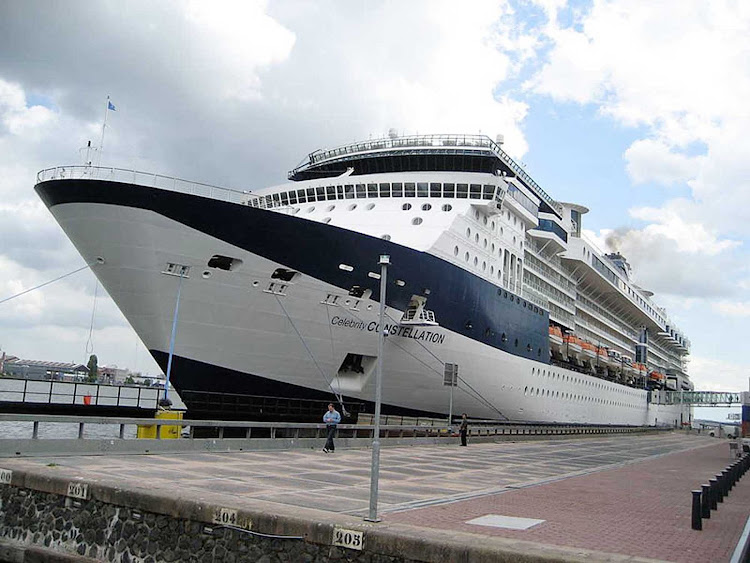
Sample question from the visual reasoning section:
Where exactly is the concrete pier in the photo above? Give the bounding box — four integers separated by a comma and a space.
1, 432, 748, 562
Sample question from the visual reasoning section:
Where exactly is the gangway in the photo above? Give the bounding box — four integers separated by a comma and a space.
653, 390, 747, 406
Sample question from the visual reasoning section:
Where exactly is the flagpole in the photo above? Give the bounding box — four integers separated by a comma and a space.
97, 96, 110, 167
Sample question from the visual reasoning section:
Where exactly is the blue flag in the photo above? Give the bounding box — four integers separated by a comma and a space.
108, 101, 116, 111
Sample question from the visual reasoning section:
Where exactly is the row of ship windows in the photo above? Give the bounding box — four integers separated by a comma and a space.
466, 227, 521, 249
452, 246, 523, 279
530, 366, 640, 398
522, 386, 638, 408
248, 182, 501, 210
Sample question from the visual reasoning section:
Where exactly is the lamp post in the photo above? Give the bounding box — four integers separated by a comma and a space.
366, 254, 389, 522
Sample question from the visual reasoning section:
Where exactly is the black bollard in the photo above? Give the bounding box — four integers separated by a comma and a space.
723, 469, 731, 494
692, 490, 703, 530
709, 478, 718, 510
716, 474, 725, 502
701, 484, 711, 518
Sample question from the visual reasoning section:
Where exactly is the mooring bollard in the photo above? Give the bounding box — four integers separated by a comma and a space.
701, 484, 711, 519
716, 474, 725, 502
723, 469, 732, 493
709, 478, 719, 510
692, 490, 703, 530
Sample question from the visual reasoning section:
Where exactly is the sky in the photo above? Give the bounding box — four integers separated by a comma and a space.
0, 0, 748, 412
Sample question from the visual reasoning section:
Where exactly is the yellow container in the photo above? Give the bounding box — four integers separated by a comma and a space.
137, 410, 183, 439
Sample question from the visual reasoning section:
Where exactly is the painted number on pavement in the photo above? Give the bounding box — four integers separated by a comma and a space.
213, 508, 237, 526
332, 527, 364, 551
67, 482, 89, 500
0, 469, 11, 485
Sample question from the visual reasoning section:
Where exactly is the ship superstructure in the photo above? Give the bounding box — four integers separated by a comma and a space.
34, 133, 691, 424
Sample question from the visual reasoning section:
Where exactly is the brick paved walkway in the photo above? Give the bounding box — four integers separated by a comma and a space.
386, 441, 749, 562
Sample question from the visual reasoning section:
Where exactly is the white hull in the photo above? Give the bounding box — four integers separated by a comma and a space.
50, 199, 689, 426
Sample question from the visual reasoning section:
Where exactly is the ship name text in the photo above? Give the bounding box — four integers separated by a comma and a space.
330, 316, 445, 344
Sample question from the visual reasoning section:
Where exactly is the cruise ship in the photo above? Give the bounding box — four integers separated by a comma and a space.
34, 133, 692, 425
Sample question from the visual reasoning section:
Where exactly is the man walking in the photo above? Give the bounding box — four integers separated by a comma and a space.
323, 403, 341, 453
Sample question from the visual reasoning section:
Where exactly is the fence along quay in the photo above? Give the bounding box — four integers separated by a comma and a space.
0, 413, 659, 457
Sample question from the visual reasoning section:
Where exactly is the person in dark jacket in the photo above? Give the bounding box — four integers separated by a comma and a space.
459, 413, 468, 446
323, 403, 341, 453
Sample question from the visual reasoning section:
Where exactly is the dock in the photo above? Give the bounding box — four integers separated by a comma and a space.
1, 430, 749, 562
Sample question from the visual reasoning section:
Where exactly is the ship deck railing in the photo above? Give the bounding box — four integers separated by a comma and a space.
36, 165, 250, 205
288, 133, 562, 214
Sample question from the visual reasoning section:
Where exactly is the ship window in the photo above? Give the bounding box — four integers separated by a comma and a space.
316, 187, 325, 201
344, 185, 354, 199
356, 184, 366, 198
348, 285, 365, 297
366, 203, 376, 210
326, 204, 336, 211
348, 203, 357, 210
501, 333, 507, 342
288, 191, 298, 204
465, 320, 473, 330
421, 203, 432, 211
297, 189, 307, 203
473, 256, 478, 266
392, 183, 403, 197
412, 217, 423, 226
482, 261, 486, 271
430, 183, 441, 197
483, 185, 495, 200
336, 186, 344, 199
323, 217, 332, 223
280, 192, 289, 205
379, 183, 390, 197
307, 206, 315, 213
404, 182, 416, 197
367, 183, 378, 197
514, 338, 518, 347
381, 234, 391, 240
443, 183, 455, 198
402, 203, 412, 211
466, 228, 471, 238
469, 184, 482, 199
271, 268, 299, 282
339, 264, 354, 272
454, 246, 459, 256
442, 204, 452, 212
456, 184, 468, 198
208, 255, 243, 271
326, 186, 336, 200
305, 187, 315, 200
417, 182, 429, 197
464, 252, 469, 261
538, 348, 542, 357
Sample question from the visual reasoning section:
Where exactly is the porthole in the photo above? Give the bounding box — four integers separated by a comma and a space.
501, 332, 507, 342
491, 221, 495, 230
402, 203, 412, 211
381, 234, 391, 240
475, 233, 479, 243
473, 256, 478, 266
465, 320, 473, 330
326, 204, 336, 211
202, 271, 212, 279
252, 280, 259, 287
503, 291, 507, 298
474, 210, 480, 220
453, 246, 459, 256
412, 217, 423, 225
421, 203, 432, 211
348, 203, 357, 211
307, 206, 316, 213
442, 204, 452, 212
513, 236, 516, 245
482, 261, 486, 271
292, 208, 300, 214
483, 238, 487, 248
323, 217, 332, 224
500, 227, 505, 236
466, 228, 471, 238
514, 338, 518, 347
491, 243, 495, 252
464, 252, 470, 262
490, 266, 494, 275
366, 203, 376, 210
483, 216, 488, 226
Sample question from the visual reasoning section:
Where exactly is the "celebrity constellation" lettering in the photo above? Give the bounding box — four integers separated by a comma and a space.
330, 315, 446, 344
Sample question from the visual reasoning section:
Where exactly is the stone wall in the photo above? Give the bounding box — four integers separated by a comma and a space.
0, 486, 413, 563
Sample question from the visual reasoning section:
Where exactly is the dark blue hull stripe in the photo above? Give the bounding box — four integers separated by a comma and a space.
35, 179, 550, 363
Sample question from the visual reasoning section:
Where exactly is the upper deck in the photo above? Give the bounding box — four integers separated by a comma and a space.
289, 134, 562, 218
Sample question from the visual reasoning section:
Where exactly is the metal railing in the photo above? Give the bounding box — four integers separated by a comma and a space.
0, 377, 159, 409
288, 134, 562, 215
35, 165, 251, 206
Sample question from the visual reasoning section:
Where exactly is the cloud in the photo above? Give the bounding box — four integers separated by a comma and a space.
689, 355, 750, 392
624, 139, 702, 186
713, 301, 750, 318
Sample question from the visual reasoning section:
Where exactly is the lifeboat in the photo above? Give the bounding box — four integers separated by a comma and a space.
648, 370, 665, 381
596, 346, 610, 367
621, 356, 636, 376
581, 341, 597, 361
563, 334, 582, 362
549, 326, 563, 347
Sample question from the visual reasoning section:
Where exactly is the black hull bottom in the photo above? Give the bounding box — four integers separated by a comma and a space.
150, 350, 444, 422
